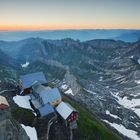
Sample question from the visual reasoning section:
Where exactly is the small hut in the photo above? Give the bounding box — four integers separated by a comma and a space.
56, 101, 78, 129
0, 96, 9, 109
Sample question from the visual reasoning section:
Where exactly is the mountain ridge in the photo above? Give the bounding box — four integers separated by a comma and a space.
0, 29, 140, 42
0, 37, 140, 140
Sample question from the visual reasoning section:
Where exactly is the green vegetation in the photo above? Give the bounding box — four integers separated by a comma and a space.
63, 95, 122, 140
11, 107, 35, 126
135, 64, 140, 70
0, 66, 16, 80
47, 82, 55, 88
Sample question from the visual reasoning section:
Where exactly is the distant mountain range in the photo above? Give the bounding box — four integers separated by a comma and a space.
0, 29, 140, 42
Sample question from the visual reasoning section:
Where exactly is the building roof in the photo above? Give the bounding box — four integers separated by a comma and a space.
39, 88, 61, 104
32, 83, 51, 94
56, 101, 77, 120
0, 96, 9, 106
20, 72, 47, 89
31, 98, 42, 109
38, 103, 54, 116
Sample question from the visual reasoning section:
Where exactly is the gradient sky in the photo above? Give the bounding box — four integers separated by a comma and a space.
0, 0, 140, 30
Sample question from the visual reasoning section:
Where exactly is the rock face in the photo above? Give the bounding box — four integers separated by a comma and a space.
0, 109, 29, 140
65, 71, 81, 95
0, 119, 29, 140
0, 108, 11, 122
0, 83, 30, 140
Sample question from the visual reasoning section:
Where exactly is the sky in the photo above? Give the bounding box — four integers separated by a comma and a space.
0, 0, 140, 31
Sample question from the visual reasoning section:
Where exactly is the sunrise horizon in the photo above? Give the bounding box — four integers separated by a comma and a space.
0, 0, 140, 32
0, 25, 140, 32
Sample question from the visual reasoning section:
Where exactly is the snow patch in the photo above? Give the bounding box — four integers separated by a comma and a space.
84, 88, 96, 95
112, 93, 140, 118
106, 110, 121, 120
131, 122, 138, 128
103, 120, 140, 140
99, 76, 103, 81
13, 95, 32, 110
114, 75, 124, 81
98, 96, 106, 101
21, 62, 30, 68
130, 56, 134, 59
21, 124, 38, 140
134, 109, 140, 118
135, 80, 140, 84
138, 59, 140, 64
64, 88, 74, 96
61, 84, 69, 90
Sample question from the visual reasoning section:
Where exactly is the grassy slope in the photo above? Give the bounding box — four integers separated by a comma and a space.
63, 95, 123, 140
11, 107, 35, 126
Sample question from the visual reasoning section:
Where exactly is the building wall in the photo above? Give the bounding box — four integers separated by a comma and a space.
23, 88, 31, 95
67, 112, 78, 124
0, 104, 9, 109
50, 98, 62, 107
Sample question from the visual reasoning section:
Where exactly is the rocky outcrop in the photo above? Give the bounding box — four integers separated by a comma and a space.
0, 108, 11, 122
0, 83, 30, 140
65, 71, 81, 95
0, 108, 29, 140
0, 119, 29, 140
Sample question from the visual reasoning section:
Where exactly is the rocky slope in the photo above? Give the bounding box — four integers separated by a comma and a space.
0, 83, 30, 140
0, 38, 140, 139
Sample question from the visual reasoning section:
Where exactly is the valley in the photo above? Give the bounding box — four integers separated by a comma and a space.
0, 37, 140, 140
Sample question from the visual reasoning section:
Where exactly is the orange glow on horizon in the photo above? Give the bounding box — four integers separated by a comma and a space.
0, 0, 140, 32
0, 24, 140, 31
